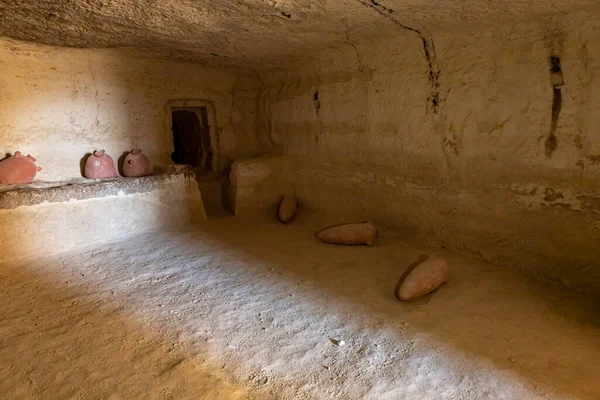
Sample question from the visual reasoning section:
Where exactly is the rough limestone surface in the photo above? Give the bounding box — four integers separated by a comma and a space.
0, 1, 599, 398
2, 218, 600, 399
238, 15, 600, 292
229, 156, 293, 217
0, 38, 261, 181
1, 0, 600, 290
1, 0, 599, 68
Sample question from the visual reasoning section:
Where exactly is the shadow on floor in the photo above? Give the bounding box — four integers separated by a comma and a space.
3, 215, 599, 399
0, 261, 250, 399
183, 215, 600, 399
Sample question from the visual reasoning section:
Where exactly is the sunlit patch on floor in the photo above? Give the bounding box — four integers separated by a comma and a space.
1, 218, 599, 399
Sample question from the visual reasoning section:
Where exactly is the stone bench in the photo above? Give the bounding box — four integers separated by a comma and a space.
0, 171, 206, 264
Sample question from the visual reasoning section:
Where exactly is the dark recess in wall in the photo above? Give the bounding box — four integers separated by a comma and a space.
545, 55, 564, 157
313, 91, 321, 114
171, 109, 213, 171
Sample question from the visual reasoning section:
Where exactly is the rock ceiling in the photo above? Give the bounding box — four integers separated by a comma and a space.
0, 0, 598, 69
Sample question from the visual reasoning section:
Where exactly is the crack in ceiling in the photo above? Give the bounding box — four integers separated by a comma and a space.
0, 0, 598, 69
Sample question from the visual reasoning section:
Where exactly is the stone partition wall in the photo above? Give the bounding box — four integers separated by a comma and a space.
0, 38, 262, 181
237, 21, 600, 292
0, 172, 206, 264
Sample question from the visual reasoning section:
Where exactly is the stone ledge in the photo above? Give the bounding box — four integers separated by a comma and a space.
0, 169, 207, 264
0, 172, 196, 210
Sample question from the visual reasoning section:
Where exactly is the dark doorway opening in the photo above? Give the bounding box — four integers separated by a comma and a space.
171, 108, 213, 171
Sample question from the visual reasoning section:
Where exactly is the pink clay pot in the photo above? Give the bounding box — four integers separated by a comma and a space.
0, 151, 42, 185
122, 149, 152, 177
84, 149, 118, 179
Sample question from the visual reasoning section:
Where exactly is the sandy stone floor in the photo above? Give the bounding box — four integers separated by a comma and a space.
1, 217, 599, 399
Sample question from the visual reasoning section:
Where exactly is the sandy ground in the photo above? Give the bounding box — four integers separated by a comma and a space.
1, 216, 600, 399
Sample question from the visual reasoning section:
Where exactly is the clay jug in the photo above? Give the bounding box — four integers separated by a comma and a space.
84, 149, 118, 179
0, 151, 42, 185
122, 149, 152, 177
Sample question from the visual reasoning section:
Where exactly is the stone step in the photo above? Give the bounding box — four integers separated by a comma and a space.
195, 174, 231, 218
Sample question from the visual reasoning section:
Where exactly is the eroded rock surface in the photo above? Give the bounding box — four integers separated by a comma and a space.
1, 0, 598, 68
